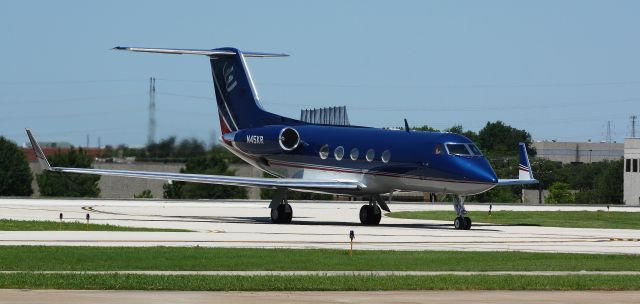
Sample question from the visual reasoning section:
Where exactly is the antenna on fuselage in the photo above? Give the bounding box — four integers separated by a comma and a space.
404, 118, 410, 133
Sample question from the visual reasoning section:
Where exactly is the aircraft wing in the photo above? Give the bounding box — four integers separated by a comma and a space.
497, 142, 538, 186
26, 129, 364, 191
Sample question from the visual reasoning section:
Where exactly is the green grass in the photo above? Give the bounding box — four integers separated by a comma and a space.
0, 219, 190, 232
1, 273, 639, 290
387, 210, 640, 229
1, 246, 639, 272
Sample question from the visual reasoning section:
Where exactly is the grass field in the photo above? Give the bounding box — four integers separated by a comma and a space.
2, 246, 639, 272
0, 219, 190, 232
1, 273, 639, 291
387, 210, 640, 229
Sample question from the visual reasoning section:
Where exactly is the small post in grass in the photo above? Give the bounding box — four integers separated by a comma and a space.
489, 204, 492, 216
59, 213, 63, 230
86, 213, 90, 230
607, 205, 610, 218
349, 230, 355, 256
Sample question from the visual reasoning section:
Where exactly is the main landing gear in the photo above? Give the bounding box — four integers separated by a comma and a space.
359, 194, 391, 225
453, 195, 471, 230
269, 188, 292, 224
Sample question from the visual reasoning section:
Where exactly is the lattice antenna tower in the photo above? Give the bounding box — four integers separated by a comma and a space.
631, 115, 638, 138
147, 77, 156, 145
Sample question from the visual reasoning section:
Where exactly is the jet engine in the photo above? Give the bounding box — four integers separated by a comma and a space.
223, 125, 300, 155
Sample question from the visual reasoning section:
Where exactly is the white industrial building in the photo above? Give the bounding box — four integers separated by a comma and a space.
624, 138, 640, 205
534, 141, 623, 164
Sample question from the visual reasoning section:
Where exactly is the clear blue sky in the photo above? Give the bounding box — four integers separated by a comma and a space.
2, 0, 639, 147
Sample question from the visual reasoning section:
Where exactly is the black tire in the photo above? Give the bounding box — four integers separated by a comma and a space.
282, 204, 293, 224
270, 207, 281, 223
370, 205, 382, 225
454, 217, 463, 230
270, 204, 293, 224
463, 217, 472, 230
359, 205, 371, 224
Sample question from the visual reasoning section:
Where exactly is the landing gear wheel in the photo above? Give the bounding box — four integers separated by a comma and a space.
454, 217, 464, 230
270, 204, 293, 224
359, 205, 382, 225
463, 217, 472, 230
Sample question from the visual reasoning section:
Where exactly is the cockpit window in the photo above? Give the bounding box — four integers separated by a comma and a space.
468, 144, 483, 156
446, 143, 472, 156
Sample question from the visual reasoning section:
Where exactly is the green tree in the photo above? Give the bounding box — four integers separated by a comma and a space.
36, 148, 100, 197
478, 121, 536, 157
410, 125, 440, 132
134, 189, 153, 199
163, 151, 247, 199
546, 182, 575, 204
0, 136, 33, 196
592, 160, 623, 204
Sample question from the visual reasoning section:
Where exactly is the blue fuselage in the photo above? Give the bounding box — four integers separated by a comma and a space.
224, 124, 499, 196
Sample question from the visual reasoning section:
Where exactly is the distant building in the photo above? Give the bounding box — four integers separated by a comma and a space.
624, 138, 640, 206
533, 141, 623, 164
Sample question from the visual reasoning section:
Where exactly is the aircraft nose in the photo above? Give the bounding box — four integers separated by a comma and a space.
463, 159, 498, 184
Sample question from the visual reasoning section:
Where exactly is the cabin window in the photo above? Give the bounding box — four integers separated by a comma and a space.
334, 146, 344, 161
350, 148, 359, 160
319, 144, 329, 160
434, 144, 442, 155
381, 150, 391, 163
446, 143, 472, 156
366, 149, 375, 162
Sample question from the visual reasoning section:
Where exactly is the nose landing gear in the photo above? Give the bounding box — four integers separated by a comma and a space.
453, 195, 471, 230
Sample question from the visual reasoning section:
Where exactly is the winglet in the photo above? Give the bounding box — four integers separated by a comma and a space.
25, 129, 51, 170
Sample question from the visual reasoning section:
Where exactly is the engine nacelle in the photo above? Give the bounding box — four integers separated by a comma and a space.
224, 125, 300, 155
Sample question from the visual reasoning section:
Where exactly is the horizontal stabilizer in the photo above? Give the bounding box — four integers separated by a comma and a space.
113, 47, 289, 58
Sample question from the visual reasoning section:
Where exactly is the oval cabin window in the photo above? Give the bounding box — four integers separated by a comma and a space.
366, 149, 375, 162
381, 150, 391, 163
319, 144, 329, 159
350, 148, 359, 160
334, 146, 344, 161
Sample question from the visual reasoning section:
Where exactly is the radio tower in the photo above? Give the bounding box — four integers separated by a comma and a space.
605, 121, 613, 143
147, 77, 156, 145
631, 115, 638, 138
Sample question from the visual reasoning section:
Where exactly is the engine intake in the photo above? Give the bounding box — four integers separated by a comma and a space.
224, 125, 301, 155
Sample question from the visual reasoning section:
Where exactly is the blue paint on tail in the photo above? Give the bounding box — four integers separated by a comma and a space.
209, 48, 301, 133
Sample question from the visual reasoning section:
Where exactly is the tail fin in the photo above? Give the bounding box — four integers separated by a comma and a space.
517, 142, 534, 180
497, 142, 537, 185
113, 47, 301, 135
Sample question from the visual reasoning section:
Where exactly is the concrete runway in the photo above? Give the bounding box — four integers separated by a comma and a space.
0, 198, 639, 254
2, 290, 640, 304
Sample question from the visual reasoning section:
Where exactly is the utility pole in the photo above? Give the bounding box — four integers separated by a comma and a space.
148, 77, 156, 145
631, 115, 638, 138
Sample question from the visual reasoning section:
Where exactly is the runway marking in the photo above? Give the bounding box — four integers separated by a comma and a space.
1, 270, 640, 276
